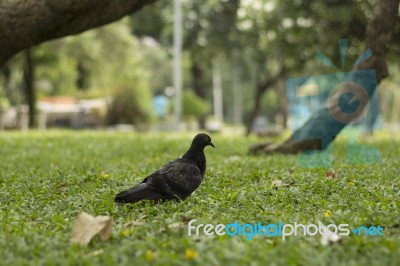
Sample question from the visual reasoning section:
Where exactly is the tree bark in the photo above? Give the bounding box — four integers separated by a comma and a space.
1, 64, 11, 101
190, 58, 207, 129
246, 82, 271, 136
0, 0, 157, 67
277, 79, 288, 129
76, 60, 89, 90
246, 67, 286, 135
23, 49, 36, 127
250, 0, 400, 155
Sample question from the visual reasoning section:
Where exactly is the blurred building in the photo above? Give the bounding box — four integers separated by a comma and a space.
37, 96, 108, 129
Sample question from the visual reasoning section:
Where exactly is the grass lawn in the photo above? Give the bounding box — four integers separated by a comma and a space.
0, 130, 399, 265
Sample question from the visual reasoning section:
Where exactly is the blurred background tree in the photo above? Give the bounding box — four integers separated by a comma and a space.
0, 0, 399, 134
182, 90, 210, 120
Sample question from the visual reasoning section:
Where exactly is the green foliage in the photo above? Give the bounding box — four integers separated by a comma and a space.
0, 56, 25, 105
261, 89, 279, 121
130, 0, 240, 110
33, 39, 76, 95
379, 64, 400, 124
107, 86, 154, 126
2, 0, 399, 129
131, 0, 379, 126
0, 96, 10, 109
139, 40, 172, 95
182, 90, 210, 119
2, 19, 158, 102
0, 131, 399, 265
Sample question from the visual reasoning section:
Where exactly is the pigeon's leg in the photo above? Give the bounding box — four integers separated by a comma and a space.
152, 199, 163, 204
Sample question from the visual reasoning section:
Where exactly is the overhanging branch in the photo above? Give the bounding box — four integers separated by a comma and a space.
0, 0, 158, 66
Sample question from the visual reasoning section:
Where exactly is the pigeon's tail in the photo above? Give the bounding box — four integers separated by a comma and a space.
114, 183, 162, 204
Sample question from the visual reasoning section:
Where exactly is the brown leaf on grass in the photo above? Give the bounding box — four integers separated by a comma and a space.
168, 222, 185, 230
326, 170, 342, 179
271, 180, 295, 188
158, 222, 185, 233
326, 170, 337, 179
181, 216, 192, 223
319, 223, 342, 246
71, 212, 112, 246
124, 220, 143, 227
271, 180, 283, 187
88, 249, 104, 257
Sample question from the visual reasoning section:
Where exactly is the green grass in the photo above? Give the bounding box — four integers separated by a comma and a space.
0, 130, 399, 266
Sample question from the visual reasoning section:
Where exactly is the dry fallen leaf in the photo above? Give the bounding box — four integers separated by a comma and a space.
88, 249, 104, 257
326, 170, 336, 179
168, 222, 185, 230
71, 212, 112, 246
271, 180, 283, 187
180, 216, 192, 223
326, 170, 342, 179
319, 223, 342, 246
124, 220, 144, 228
158, 222, 185, 233
271, 180, 295, 188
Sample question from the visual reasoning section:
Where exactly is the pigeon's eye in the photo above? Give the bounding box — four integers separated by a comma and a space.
203, 136, 209, 142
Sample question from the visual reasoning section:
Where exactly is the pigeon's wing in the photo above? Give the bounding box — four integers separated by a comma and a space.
140, 158, 180, 183
146, 160, 203, 200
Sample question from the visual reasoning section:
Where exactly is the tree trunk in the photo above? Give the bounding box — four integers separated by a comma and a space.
1, 64, 12, 101
250, 0, 400, 155
277, 79, 288, 129
232, 62, 242, 125
23, 49, 36, 128
246, 67, 286, 135
246, 82, 270, 136
190, 59, 207, 129
0, 0, 157, 67
76, 61, 89, 90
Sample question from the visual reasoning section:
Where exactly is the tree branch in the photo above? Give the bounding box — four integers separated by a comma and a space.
0, 0, 158, 66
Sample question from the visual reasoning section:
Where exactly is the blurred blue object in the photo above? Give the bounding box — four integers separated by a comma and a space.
152, 95, 169, 118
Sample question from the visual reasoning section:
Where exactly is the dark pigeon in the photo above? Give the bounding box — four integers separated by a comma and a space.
115, 133, 214, 204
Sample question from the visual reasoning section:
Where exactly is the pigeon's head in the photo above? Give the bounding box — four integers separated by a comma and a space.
192, 133, 215, 149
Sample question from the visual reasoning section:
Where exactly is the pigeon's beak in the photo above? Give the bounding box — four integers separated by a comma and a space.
209, 142, 215, 148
